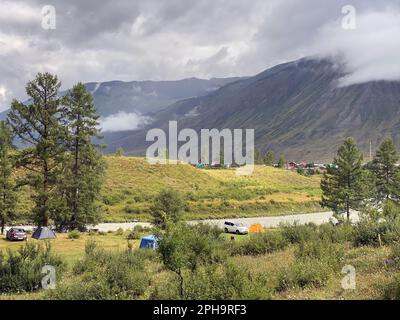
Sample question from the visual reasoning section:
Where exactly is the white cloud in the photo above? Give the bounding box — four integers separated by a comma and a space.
0, 0, 399, 112
99, 111, 152, 132
313, 11, 400, 86
0, 85, 11, 106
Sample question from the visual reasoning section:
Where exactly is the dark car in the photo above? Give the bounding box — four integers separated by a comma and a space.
6, 228, 27, 241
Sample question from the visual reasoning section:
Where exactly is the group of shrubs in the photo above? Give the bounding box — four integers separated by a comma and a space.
171, 263, 272, 300
227, 218, 389, 292
151, 222, 272, 300
0, 242, 64, 294
229, 231, 288, 256
48, 241, 155, 300
277, 238, 344, 291
352, 211, 400, 247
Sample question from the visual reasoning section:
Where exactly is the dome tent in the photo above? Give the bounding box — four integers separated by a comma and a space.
139, 235, 158, 250
249, 224, 264, 234
32, 227, 56, 240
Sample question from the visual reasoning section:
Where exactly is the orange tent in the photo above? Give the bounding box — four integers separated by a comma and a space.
249, 224, 264, 234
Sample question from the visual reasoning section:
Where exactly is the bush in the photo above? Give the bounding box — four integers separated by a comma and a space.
277, 259, 334, 291
48, 279, 116, 300
102, 192, 126, 206
126, 225, 152, 240
230, 232, 288, 256
115, 228, 124, 236
352, 218, 399, 247
281, 223, 318, 244
276, 239, 344, 291
157, 223, 226, 273
68, 230, 81, 239
386, 244, 400, 270
150, 189, 184, 229
382, 274, 400, 300
353, 204, 400, 247
185, 263, 272, 300
281, 222, 354, 245
48, 241, 151, 300
0, 242, 64, 293
295, 240, 344, 266
318, 222, 354, 243
127, 230, 140, 240
152, 263, 273, 300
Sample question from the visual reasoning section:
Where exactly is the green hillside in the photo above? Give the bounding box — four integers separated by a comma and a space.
100, 156, 323, 222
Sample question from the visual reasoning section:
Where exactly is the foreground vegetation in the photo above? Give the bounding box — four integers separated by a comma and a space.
3, 212, 400, 300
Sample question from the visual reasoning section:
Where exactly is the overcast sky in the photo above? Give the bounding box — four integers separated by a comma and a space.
0, 0, 399, 111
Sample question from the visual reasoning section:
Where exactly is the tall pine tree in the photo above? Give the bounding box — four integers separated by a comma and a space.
59, 83, 105, 230
321, 137, 372, 220
264, 150, 275, 166
372, 138, 399, 202
277, 154, 286, 168
7, 73, 65, 227
0, 121, 17, 234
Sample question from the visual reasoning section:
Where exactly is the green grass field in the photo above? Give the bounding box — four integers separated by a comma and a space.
0, 232, 136, 267
13, 156, 324, 223
101, 157, 324, 222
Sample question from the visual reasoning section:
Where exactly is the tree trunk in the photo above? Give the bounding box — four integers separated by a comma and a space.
71, 116, 80, 230
0, 219, 4, 235
42, 158, 49, 227
178, 269, 184, 298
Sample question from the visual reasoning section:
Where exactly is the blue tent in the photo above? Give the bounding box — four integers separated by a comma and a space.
139, 235, 158, 250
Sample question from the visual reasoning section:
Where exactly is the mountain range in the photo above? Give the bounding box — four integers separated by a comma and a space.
0, 77, 242, 121
2, 58, 400, 162
102, 58, 400, 162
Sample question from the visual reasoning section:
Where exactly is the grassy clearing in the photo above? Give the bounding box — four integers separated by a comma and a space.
0, 232, 140, 267
13, 156, 323, 223
101, 157, 323, 222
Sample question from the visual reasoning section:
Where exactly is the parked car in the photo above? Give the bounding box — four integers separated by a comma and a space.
6, 228, 27, 241
224, 221, 249, 235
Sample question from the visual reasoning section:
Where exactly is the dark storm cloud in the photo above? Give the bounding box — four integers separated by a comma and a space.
0, 0, 399, 110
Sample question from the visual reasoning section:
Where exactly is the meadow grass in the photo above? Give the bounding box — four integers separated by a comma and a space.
0, 232, 140, 267
101, 157, 323, 222
0, 229, 396, 300
231, 244, 391, 300
12, 156, 324, 223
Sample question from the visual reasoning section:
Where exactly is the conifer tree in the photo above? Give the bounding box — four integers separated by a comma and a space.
372, 138, 399, 202
0, 121, 17, 234
60, 83, 105, 230
277, 154, 286, 168
321, 137, 372, 220
7, 73, 65, 227
264, 150, 275, 166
